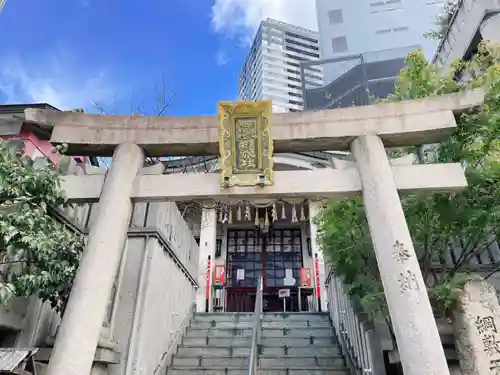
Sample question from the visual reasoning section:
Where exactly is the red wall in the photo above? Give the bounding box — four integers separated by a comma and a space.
2, 128, 88, 166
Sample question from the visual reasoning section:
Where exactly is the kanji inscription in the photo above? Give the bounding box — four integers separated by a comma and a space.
234, 118, 259, 171
476, 315, 500, 371
477, 316, 497, 335
398, 269, 420, 293
491, 359, 500, 374
392, 240, 411, 264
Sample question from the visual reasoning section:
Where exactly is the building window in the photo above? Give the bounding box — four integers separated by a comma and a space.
393, 26, 409, 32
331, 36, 348, 53
328, 9, 343, 24
376, 29, 392, 34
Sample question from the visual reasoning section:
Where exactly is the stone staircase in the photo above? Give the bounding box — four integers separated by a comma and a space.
166, 312, 350, 375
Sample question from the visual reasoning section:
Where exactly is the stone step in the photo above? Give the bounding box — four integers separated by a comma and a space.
261, 313, 331, 322
172, 356, 248, 367
261, 328, 334, 338
185, 327, 334, 339
190, 320, 254, 329
262, 320, 332, 328
192, 313, 253, 322
171, 356, 345, 368
190, 320, 332, 329
192, 313, 330, 323
261, 337, 337, 347
185, 328, 252, 338
176, 345, 342, 358
177, 346, 250, 357
259, 356, 345, 368
182, 336, 251, 346
261, 346, 342, 357
167, 367, 349, 375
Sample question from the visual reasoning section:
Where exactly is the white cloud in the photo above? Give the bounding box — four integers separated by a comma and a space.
215, 50, 229, 66
0, 53, 112, 110
211, 0, 317, 43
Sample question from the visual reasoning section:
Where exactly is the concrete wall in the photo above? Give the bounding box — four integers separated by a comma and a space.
107, 201, 198, 375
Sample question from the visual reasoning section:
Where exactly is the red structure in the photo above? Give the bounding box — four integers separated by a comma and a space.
0, 103, 94, 166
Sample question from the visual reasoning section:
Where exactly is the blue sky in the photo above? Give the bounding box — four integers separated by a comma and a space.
0, 0, 316, 116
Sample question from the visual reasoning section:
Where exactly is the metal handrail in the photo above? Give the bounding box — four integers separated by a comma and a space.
248, 276, 263, 375
326, 270, 386, 375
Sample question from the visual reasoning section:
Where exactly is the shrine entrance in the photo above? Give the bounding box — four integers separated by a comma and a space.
30, 90, 484, 375
225, 228, 305, 312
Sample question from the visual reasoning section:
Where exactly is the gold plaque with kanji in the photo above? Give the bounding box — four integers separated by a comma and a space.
218, 100, 274, 187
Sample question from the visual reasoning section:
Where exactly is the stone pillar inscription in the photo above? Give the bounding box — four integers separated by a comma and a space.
453, 278, 500, 375
47, 143, 144, 375
196, 208, 217, 312
351, 134, 450, 375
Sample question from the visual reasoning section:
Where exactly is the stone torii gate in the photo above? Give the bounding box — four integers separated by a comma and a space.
26, 89, 483, 375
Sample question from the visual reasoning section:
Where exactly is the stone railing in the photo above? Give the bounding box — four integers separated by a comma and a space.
325, 270, 386, 375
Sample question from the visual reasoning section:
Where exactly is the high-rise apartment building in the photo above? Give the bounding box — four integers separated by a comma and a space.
238, 18, 323, 113
315, 0, 446, 62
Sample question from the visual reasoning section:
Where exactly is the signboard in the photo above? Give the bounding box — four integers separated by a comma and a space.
236, 269, 245, 281
214, 265, 225, 285
205, 255, 212, 313
284, 268, 296, 286
218, 100, 274, 187
278, 289, 290, 298
300, 268, 312, 287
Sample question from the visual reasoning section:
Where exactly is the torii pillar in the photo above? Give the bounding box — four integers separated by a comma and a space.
352, 135, 450, 375
46, 143, 144, 375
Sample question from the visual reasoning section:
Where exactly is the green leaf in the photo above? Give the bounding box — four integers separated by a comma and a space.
0, 139, 84, 312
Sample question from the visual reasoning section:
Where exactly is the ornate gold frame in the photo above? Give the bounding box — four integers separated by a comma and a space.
218, 100, 274, 187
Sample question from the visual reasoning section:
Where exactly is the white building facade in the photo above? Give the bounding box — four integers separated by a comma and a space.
433, 0, 500, 67
238, 18, 323, 113
315, 0, 445, 62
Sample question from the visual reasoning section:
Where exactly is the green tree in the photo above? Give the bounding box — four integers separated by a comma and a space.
316, 43, 500, 342
0, 141, 84, 313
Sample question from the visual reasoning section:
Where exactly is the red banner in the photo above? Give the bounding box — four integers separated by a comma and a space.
214, 265, 225, 285
314, 255, 321, 299
205, 256, 212, 300
300, 268, 312, 287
